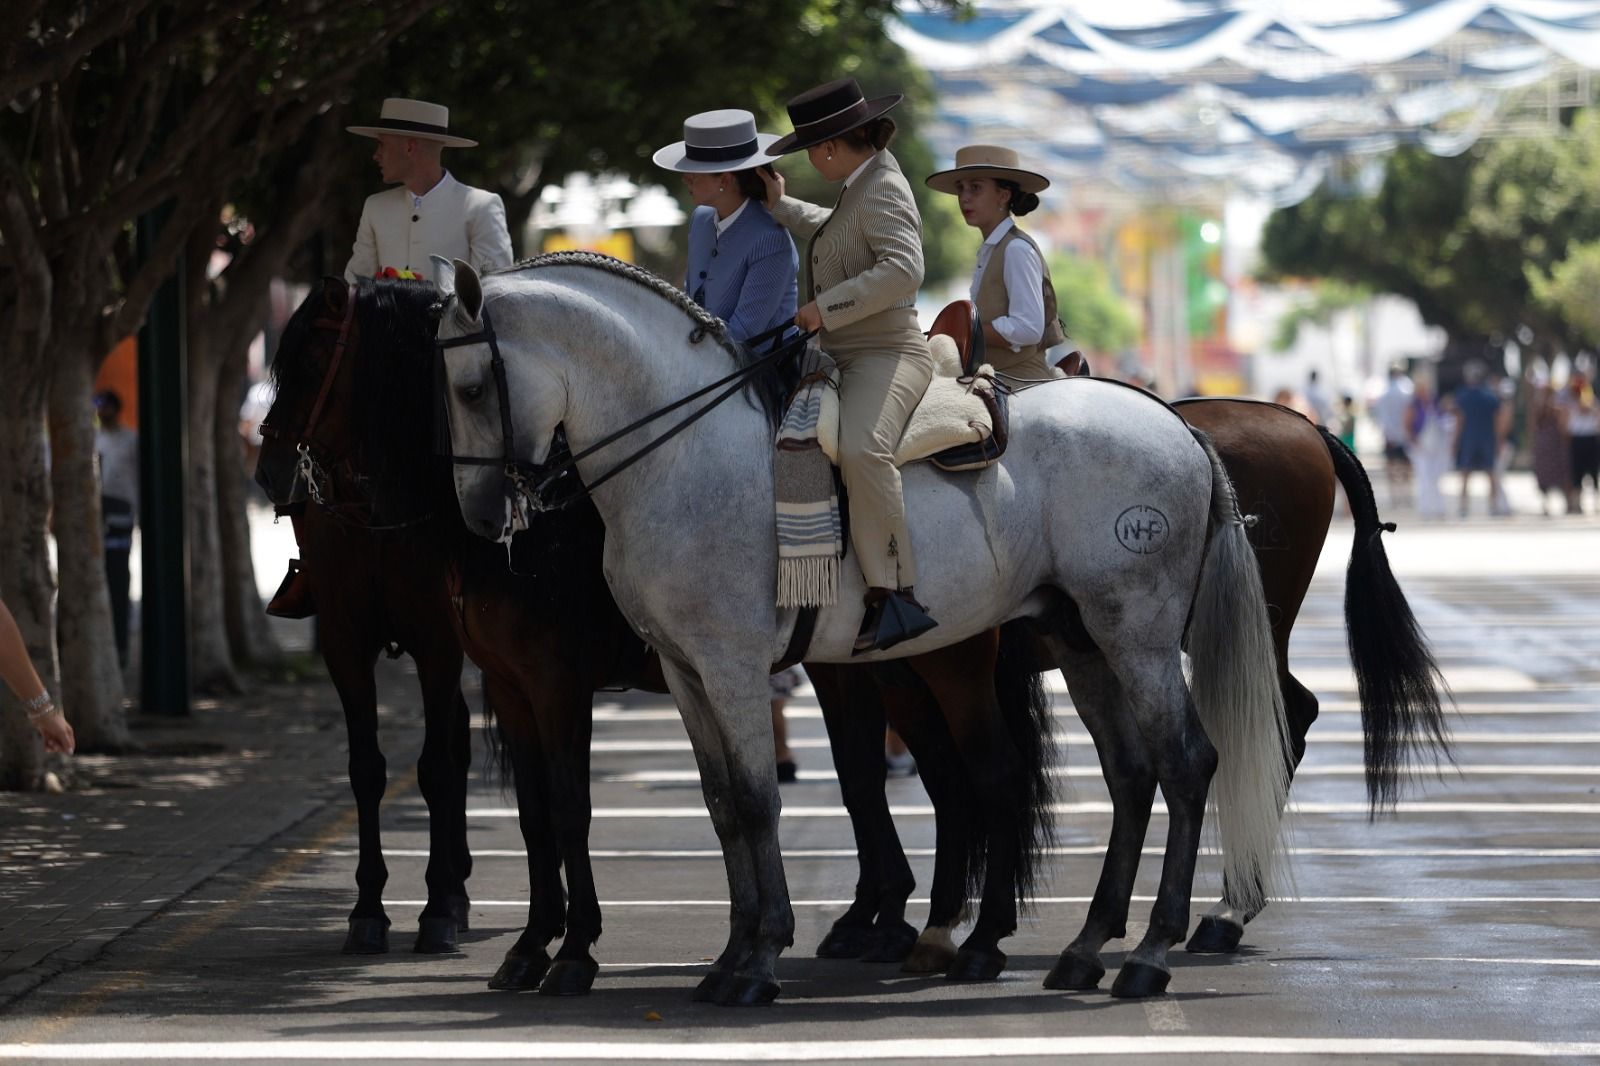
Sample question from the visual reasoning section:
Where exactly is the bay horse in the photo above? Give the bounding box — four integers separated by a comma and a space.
257, 277, 1048, 995
255, 281, 472, 956
434, 253, 1291, 1003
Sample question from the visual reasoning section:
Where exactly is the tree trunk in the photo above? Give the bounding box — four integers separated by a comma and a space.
184, 226, 244, 695
47, 326, 131, 751
0, 383, 55, 789
218, 320, 281, 669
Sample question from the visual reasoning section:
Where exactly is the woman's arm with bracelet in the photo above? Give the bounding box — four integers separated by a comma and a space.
0, 595, 75, 754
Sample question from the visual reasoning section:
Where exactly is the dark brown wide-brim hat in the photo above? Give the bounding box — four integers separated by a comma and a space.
764, 77, 903, 156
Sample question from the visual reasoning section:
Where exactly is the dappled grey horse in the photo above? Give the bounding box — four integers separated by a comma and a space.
431, 252, 1291, 1005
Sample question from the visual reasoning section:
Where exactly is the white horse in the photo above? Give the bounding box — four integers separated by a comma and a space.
432, 253, 1290, 1005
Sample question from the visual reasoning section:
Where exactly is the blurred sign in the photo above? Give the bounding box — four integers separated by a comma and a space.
543, 230, 634, 262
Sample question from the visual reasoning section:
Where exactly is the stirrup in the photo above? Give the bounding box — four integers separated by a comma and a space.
266, 558, 317, 619
853, 588, 937, 655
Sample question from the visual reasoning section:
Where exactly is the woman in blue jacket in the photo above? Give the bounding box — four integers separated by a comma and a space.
654, 109, 798, 343
655, 108, 803, 780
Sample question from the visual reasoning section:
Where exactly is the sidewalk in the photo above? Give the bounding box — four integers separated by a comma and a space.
0, 660, 427, 1008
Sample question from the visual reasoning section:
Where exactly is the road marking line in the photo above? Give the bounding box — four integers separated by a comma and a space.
1143, 999, 1189, 1031
591, 704, 1600, 722
374, 896, 1600, 908
597, 764, 1600, 783
318, 845, 1600, 861
4, 1037, 1599, 1059
458, 801, 1600, 819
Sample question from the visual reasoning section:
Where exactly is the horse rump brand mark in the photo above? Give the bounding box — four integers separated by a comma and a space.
1115, 505, 1169, 554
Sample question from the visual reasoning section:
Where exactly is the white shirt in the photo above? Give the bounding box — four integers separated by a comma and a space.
1373, 378, 1413, 443
95, 425, 140, 516
968, 217, 1045, 351
843, 153, 877, 190
714, 198, 749, 237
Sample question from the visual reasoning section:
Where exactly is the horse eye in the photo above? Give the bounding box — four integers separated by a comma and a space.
459, 382, 485, 403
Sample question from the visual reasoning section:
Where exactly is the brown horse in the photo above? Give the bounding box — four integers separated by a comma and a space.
255, 281, 471, 957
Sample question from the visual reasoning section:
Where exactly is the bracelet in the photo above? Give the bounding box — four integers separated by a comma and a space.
23, 691, 56, 721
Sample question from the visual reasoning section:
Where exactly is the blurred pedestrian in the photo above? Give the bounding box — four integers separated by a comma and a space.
0, 594, 75, 754
1407, 378, 1452, 520
1451, 361, 1502, 518
1373, 364, 1414, 508
1303, 369, 1334, 426
1560, 369, 1599, 514
94, 390, 137, 667
768, 666, 804, 783
1527, 372, 1571, 516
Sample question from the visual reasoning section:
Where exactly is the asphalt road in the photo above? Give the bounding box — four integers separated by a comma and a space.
3, 507, 1599, 1064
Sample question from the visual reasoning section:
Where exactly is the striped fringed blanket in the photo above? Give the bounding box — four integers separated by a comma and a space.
775, 343, 843, 608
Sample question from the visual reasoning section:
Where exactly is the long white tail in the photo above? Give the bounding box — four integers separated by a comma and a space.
1185, 428, 1293, 914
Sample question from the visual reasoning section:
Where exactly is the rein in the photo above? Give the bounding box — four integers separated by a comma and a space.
268, 286, 434, 534
435, 297, 811, 527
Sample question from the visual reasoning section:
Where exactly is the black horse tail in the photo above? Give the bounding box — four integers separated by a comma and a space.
479, 680, 518, 797
994, 622, 1058, 907
1318, 426, 1455, 813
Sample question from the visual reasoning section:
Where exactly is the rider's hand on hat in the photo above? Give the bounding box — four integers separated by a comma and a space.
757, 165, 784, 210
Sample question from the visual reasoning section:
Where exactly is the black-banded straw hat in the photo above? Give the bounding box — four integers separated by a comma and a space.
764, 78, 903, 156
926, 145, 1049, 195
347, 98, 477, 148
653, 110, 780, 173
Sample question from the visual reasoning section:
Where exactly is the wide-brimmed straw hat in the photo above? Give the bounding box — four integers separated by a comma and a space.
926, 145, 1049, 195
347, 98, 477, 148
764, 78, 903, 156
652, 110, 780, 173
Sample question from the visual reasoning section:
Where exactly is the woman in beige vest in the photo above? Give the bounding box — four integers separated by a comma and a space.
927, 145, 1067, 381
760, 77, 937, 653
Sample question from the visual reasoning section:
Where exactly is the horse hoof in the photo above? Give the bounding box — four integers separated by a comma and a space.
714, 974, 781, 1006
860, 920, 919, 964
900, 939, 959, 974
1042, 952, 1104, 991
538, 958, 599, 997
1111, 960, 1171, 999
815, 922, 872, 959
692, 971, 729, 1003
342, 917, 390, 955
488, 950, 551, 991
1186, 915, 1244, 954
944, 946, 1007, 982
413, 915, 461, 955
448, 896, 472, 933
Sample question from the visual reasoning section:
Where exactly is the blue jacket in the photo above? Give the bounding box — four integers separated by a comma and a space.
685, 201, 798, 343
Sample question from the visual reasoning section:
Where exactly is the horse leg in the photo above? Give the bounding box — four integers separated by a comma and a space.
323, 642, 390, 954
411, 636, 469, 955
890, 689, 970, 974
1189, 669, 1317, 953
809, 663, 918, 962
1043, 646, 1154, 991
485, 682, 564, 990
659, 661, 763, 1003
537, 684, 603, 997
1107, 651, 1217, 999
910, 631, 1022, 983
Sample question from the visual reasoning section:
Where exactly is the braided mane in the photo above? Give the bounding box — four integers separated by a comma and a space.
488, 250, 792, 428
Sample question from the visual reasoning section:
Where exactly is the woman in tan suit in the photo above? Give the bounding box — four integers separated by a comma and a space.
927, 145, 1067, 381
760, 77, 936, 653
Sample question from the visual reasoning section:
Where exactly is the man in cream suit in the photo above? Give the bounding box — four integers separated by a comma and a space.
343, 98, 514, 283
267, 99, 513, 618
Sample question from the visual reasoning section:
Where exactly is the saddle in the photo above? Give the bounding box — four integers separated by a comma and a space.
815, 301, 1009, 473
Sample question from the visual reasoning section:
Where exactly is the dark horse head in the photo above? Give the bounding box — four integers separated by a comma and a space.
256, 276, 449, 527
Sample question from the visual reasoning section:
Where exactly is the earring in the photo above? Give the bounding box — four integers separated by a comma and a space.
827, 152, 834, 160
718, 184, 725, 193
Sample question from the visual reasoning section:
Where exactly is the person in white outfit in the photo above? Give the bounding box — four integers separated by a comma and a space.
343, 98, 514, 283
1407, 378, 1455, 520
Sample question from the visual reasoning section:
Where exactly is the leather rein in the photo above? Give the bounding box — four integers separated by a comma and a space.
434, 293, 813, 532
261, 286, 433, 533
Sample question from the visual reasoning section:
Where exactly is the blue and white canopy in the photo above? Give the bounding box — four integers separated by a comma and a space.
893, 1, 1600, 202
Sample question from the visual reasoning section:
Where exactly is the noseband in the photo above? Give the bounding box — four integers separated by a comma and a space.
434, 292, 812, 535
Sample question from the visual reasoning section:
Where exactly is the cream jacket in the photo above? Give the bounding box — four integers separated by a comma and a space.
344, 172, 514, 282
770, 150, 924, 343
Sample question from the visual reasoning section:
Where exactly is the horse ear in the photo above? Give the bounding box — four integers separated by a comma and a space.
454, 258, 484, 322
429, 255, 456, 295
321, 276, 348, 314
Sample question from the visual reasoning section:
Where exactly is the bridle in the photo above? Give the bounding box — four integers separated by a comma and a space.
261, 286, 431, 532
434, 293, 812, 535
